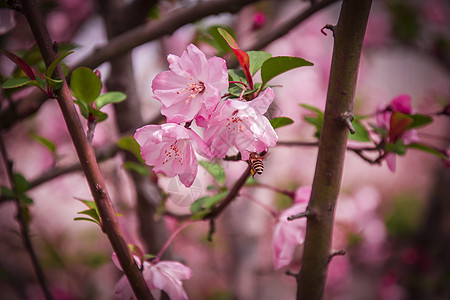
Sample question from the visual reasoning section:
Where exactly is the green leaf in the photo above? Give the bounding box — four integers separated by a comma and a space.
46, 51, 74, 78
407, 143, 447, 159
247, 51, 272, 75
18, 194, 33, 205
74, 100, 89, 119
117, 136, 144, 163
123, 161, 150, 176
13, 173, 29, 193
206, 25, 236, 55
270, 117, 294, 129
301, 104, 324, 138
78, 208, 100, 223
87, 106, 108, 122
94, 92, 126, 109
190, 191, 228, 215
30, 133, 56, 153
261, 56, 314, 87
70, 67, 101, 104
1, 186, 15, 198
44, 75, 64, 90
385, 140, 407, 155
300, 104, 323, 114
74, 217, 101, 225
198, 161, 225, 184
349, 119, 371, 142
1, 77, 35, 89
408, 114, 433, 129
76, 199, 97, 210
245, 176, 258, 186
228, 69, 247, 83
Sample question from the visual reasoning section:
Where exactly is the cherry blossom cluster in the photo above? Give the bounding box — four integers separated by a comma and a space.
135, 44, 278, 187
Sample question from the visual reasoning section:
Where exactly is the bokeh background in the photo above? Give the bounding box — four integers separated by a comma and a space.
1, 0, 449, 299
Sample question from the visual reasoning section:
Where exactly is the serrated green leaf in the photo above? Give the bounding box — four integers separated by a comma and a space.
117, 136, 143, 162
349, 119, 371, 142
407, 143, 447, 159
270, 117, 294, 129
409, 114, 433, 129
123, 161, 150, 176
247, 51, 272, 75
13, 173, 29, 193
198, 161, 225, 184
261, 56, 313, 87
1, 77, 34, 89
94, 91, 126, 109
30, 133, 56, 153
46, 51, 73, 78
70, 67, 101, 104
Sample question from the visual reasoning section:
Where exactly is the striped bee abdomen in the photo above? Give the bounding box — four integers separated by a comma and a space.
249, 152, 264, 176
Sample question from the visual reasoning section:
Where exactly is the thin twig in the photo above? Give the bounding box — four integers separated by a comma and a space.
0, 136, 54, 300
206, 166, 252, 220
155, 219, 194, 261
327, 249, 346, 264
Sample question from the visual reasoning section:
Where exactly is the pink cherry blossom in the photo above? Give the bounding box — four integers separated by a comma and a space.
203, 88, 278, 160
134, 123, 212, 187
152, 43, 228, 125
112, 254, 192, 300
272, 186, 311, 270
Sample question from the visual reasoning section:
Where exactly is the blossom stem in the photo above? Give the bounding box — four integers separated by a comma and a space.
155, 219, 194, 261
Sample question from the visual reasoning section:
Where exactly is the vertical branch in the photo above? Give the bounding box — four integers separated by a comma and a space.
296, 0, 372, 299
19, 0, 153, 298
0, 137, 54, 300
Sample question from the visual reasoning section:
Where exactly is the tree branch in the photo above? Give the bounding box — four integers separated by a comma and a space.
0, 136, 54, 300
19, 0, 153, 298
296, 0, 372, 298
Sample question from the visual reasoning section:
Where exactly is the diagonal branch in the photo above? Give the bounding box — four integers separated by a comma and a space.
19, 0, 153, 298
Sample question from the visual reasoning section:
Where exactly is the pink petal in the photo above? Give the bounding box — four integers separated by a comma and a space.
390, 94, 413, 114
114, 276, 135, 300
206, 56, 229, 91
248, 88, 275, 114
385, 152, 397, 172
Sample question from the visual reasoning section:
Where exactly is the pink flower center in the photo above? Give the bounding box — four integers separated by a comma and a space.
176, 81, 205, 104
162, 140, 184, 165
225, 110, 249, 133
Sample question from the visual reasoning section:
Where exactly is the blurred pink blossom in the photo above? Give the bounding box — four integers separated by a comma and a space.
272, 186, 311, 270
112, 254, 192, 300
152, 44, 228, 125
203, 88, 278, 160
134, 123, 212, 187
376, 94, 420, 172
